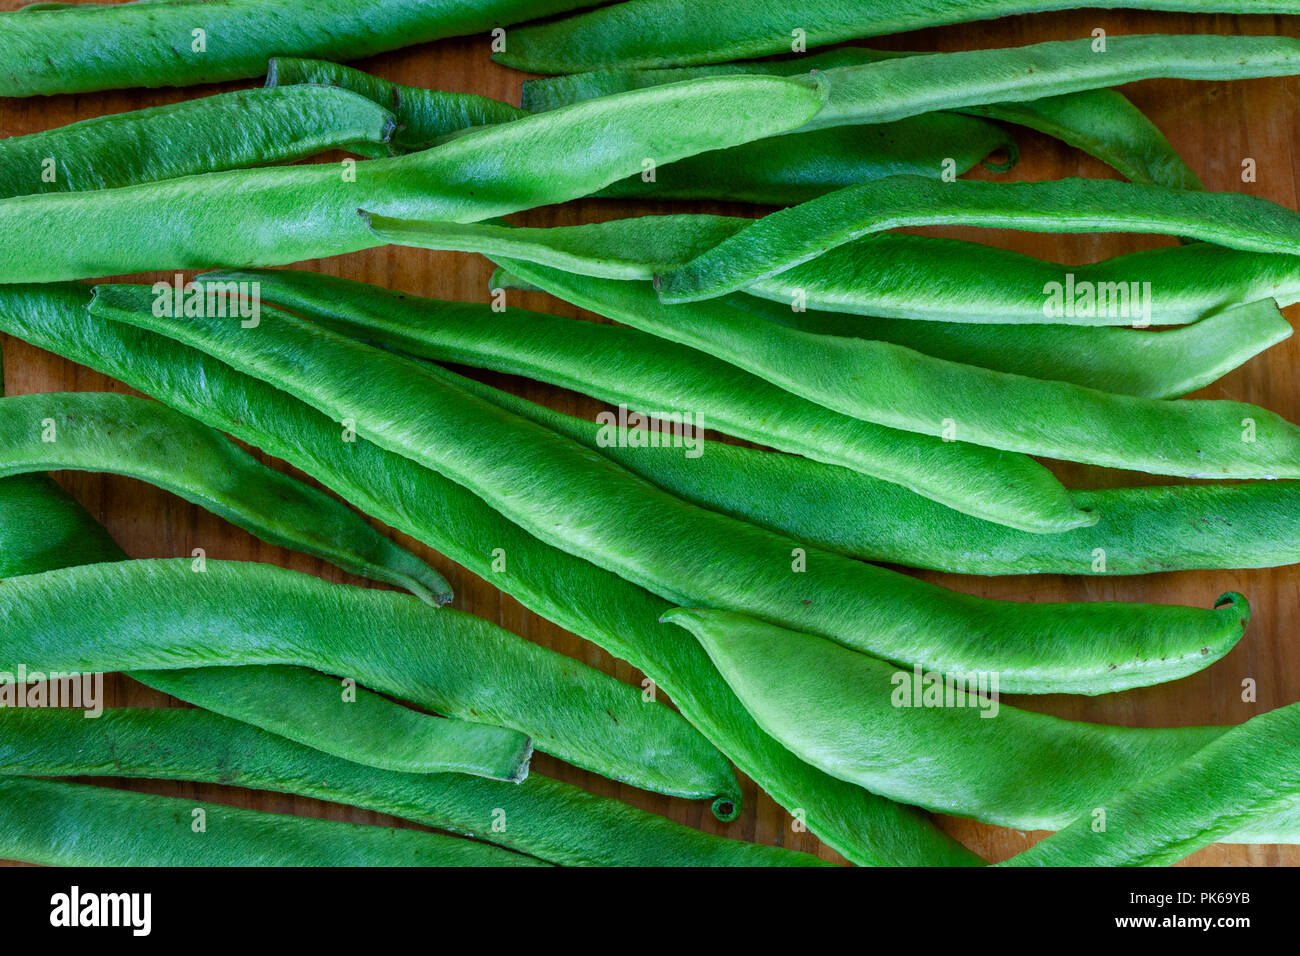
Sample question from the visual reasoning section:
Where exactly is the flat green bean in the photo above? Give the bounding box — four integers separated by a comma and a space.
521, 48, 1200, 190
0, 86, 394, 200
0, 777, 540, 867
136, 666, 533, 780
0, 389, 452, 604
92, 283, 1251, 695
658, 175, 1300, 303
0, 557, 733, 804
447, 369, 1300, 577
386, 211, 1300, 326
266, 57, 527, 156
0, 707, 823, 867
0, 75, 822, 283
498, 9, 1300, 73
212, 266, 1086, 532
665, 608, 1299, 843
1004, 703, 1300, 865
500, 262, 1300, 479
0, 280, 979, 864
0, 0, 598, 96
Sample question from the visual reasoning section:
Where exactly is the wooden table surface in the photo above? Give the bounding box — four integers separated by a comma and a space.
2, 2, 1298, 867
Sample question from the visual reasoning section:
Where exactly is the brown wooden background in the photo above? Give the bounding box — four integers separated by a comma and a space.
2, 2, 1298, 867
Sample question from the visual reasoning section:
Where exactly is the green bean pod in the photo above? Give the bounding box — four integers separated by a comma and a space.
0, 557, 735, 805
521, 49, 1199, 191
498, 263, 1300, 479
0, 86, 394, 200
393, 213, 1300, 327
266, 57, 527, 156
0, 707, 824, 867
499, 10, 1300, 74
0, 74, 823, 283
0, 777, 541, 867
665, 608, 1299, 843
0, 0, 597, 97
0, 474, 123, 575
447, 369, 1300, 577
489, 263, 1290, 399
0, 390, 451, 605
91, 284, 1251, 695
723, 293, 1291, 400
0, 281, 981, 865
1003, 703, 1300, 865
135, 666, 533, 780
211, 267, 1085, 533
658, 175, 1300, 303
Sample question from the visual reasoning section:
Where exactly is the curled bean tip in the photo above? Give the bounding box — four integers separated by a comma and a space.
711, 796, 742, 822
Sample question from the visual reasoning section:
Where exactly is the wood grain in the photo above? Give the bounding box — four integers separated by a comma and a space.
1, 2, 1297, 867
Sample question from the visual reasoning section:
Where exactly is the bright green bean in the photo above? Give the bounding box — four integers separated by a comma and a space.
266, 57, 527, 156
0, 86, 394, 200
0, 75, 822, 283
658, 175, 1300, 303
1004, 703, 1300, 865
135, 666, 532, 780
501, 262, 1300, 479
0, 707, 823, 867
499, 9, 1300, 73
0, 0, 599, 97
0, 557, 732, 804
213, 266, 1086, 532
665, 608, 1299, 844
92, 283, 1251, 695
704, 293, 1293, 400
521, 48, 1200, 190
448, 369, 1300, 577
0, 389, 451, 604
391, 211, 1300, 326
0, 280, 980, 864
0, 777, 540, 867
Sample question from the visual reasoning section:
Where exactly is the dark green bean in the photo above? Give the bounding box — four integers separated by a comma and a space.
0, 557, 734, 804
0, 777, 541, 867
0, 474, 122, 576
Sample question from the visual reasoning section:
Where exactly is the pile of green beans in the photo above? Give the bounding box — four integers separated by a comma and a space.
0, 557, 737, 805
0, 0, 597, 96
91, 283, 1251, 697
0, 708, 822, 868
0, 283, 975, 865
